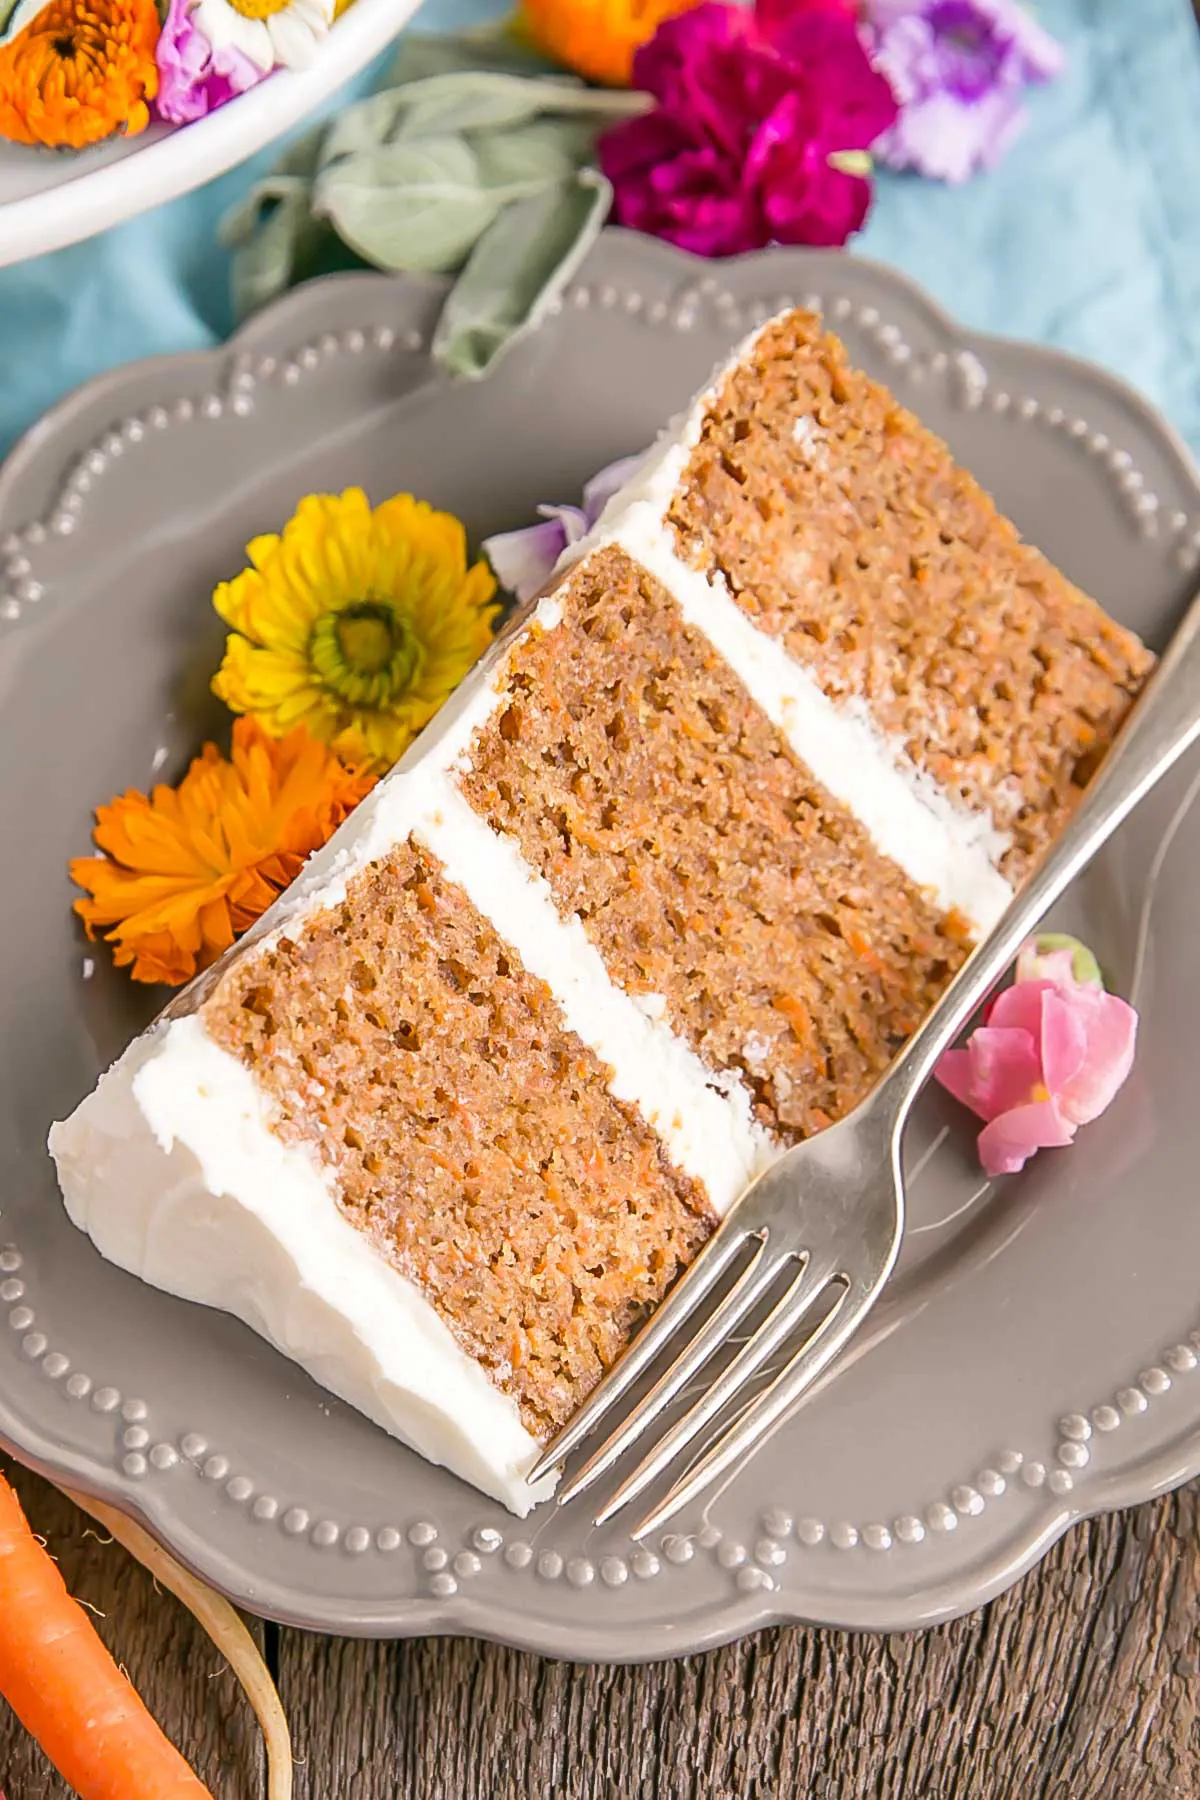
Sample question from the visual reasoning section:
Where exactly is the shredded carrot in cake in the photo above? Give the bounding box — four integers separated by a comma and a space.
0, 0, 161, 150
70, 719, 375, 987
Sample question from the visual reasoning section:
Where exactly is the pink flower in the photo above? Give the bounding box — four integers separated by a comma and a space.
598, 2, 899, 258
759, 0, 862, 19
934, 936, 1137, 1178
155, 0, 264, 126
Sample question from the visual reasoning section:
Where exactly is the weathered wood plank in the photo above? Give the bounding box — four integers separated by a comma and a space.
3, 1475, 1194, 1796
276, 1483, 1200, 1800
0, 1458, 267, 1799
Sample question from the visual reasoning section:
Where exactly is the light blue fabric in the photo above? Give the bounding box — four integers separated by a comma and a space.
1, 0, 1198, 462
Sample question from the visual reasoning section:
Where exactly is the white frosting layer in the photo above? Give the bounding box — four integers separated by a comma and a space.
268, 752, 775, 1214
413, 786, 775, 1212
573, 415, 1015, 936
50, 1017, 553, 1515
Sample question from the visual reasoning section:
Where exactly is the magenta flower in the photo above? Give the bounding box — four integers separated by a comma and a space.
935, 936, 1137, 1179
482, 454, 646, 603
756, 0, 869, 37
155, 0, 264, 127
864, 0, 1065, 183
598, 2, 899, 258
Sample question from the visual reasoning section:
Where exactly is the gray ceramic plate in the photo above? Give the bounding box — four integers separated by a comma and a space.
2, 233, 1200, 1661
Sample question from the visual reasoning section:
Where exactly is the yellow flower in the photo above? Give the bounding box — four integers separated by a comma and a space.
517, 0, 697, 87
212, 488, 500, 771
71, 719, 375, 986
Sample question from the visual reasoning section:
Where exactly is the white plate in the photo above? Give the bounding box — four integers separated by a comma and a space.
0, 0, 420, 269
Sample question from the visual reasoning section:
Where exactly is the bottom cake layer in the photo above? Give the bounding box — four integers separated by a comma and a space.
50, 838, 719, 1512
50, 1014, 556, 1514
199, 838, 715, 1441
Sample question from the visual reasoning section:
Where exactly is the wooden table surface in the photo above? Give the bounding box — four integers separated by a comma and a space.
2, 1452, 1199, 1797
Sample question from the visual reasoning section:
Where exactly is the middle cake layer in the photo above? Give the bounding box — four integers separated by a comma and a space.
459, 544, 972, 1143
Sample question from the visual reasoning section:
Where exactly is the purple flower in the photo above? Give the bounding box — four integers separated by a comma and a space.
482, 454, 646, 603
598, 2, 898, 259
155, 0, 265, 127
864, 0, 1065, 183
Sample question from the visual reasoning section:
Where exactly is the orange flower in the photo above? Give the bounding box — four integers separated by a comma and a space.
0, 0, 161, 150
517, 0, 698, 86
70, 719, 376, 987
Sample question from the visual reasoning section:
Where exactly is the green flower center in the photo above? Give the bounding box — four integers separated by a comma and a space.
309, 599, 425, 713
337, 604, 399, 675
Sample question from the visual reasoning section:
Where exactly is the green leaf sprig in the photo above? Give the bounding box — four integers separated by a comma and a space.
220, 30, 649, 380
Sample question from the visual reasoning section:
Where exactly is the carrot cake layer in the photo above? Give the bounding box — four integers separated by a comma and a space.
49, 306, 1152, 1514
460, 544, 970, 1143
663, 312, 1153, 877
200, 839, 713, 1441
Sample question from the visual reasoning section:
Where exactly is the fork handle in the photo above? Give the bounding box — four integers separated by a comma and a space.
884, 578, 1200, 1128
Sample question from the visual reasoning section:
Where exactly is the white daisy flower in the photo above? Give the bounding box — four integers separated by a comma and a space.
192, 0, 336, 75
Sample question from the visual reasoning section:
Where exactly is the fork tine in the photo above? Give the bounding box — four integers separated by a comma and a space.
591, 1249, 844, 1529
553, 1234, 781, 1507
630, 1269, 884, 1541
526, 1223, 764, 1485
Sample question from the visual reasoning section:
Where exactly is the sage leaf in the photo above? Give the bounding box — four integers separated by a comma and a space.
220, 26, 640, 366
393, 70, 649, 135
220, 178, 311, 317
312, 134, 551, 274
229, 199, 355, 323
433, 168, 612, 380
220, 124, 324, 247
387, 26, 550, 89
471, 117, 601, 187
318, 69, 646, 163
318, 76, 550, 158
311, 115, 612, 275
222, 129, 365, 322
381, 72, 614, 142
220, 173, 303, 250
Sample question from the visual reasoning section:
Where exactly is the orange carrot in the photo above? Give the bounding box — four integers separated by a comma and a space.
0, 1473, 212, 1799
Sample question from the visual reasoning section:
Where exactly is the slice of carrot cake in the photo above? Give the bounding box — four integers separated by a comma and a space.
49, 310, 1152, 1514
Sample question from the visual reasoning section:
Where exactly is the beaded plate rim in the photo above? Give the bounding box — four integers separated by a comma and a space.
1, 232, 1199, 1657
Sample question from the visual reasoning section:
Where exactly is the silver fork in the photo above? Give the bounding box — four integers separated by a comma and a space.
528, 579, 1200, 1538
